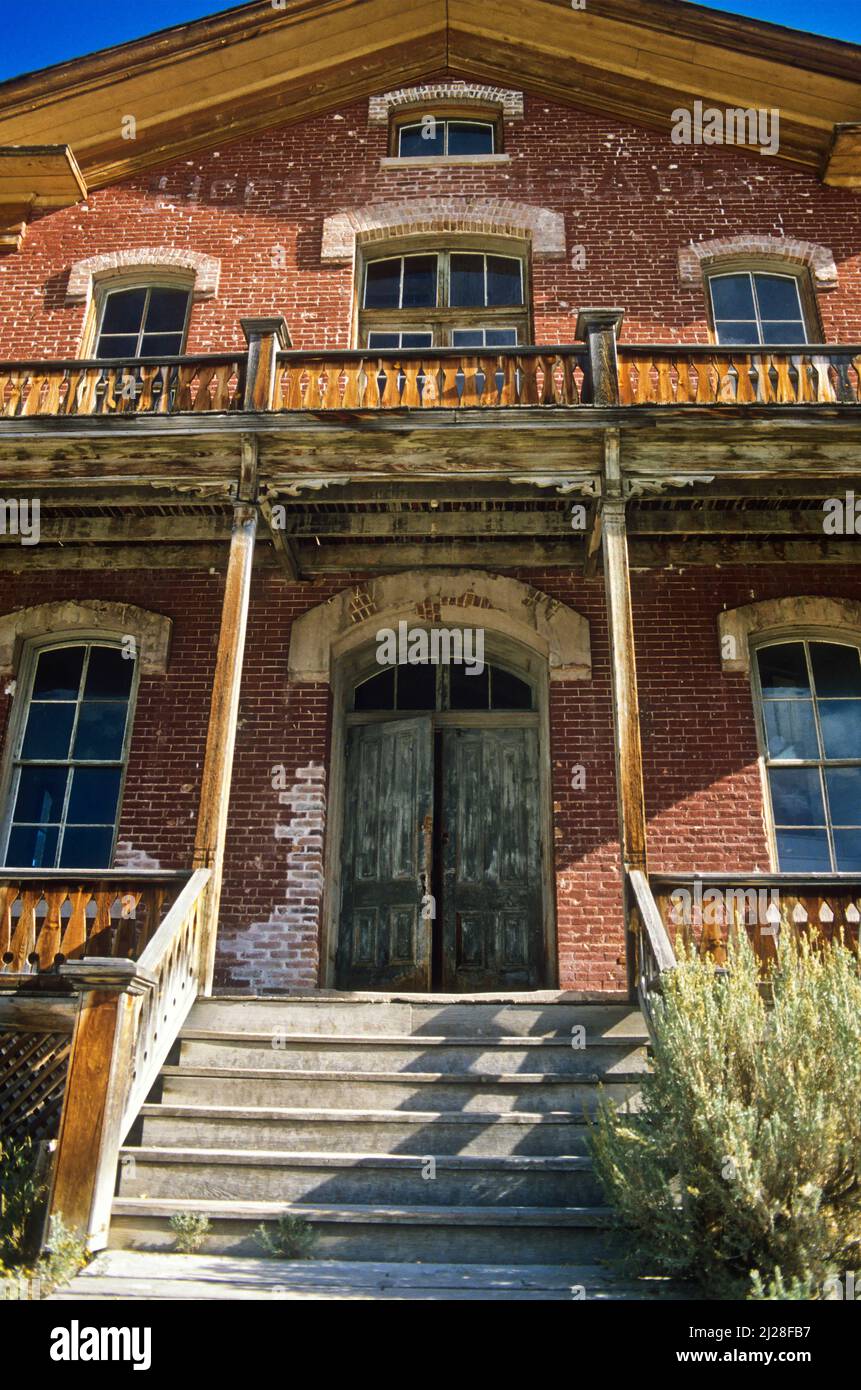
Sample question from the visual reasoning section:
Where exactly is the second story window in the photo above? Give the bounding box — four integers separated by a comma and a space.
94, 285, 191, 359
359, 246, 528, 348
396, 117, 496, 158
708, 270, 809, 346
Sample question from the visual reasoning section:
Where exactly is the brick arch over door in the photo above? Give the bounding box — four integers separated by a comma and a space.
288, 570, 591, 683
320, 198, 567, 263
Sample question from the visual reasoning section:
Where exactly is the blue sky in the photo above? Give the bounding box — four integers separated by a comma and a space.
0, 0, 857, 83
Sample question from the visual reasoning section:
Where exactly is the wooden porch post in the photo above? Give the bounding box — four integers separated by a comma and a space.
575, 306, 624, 406
194, 495, 258, 993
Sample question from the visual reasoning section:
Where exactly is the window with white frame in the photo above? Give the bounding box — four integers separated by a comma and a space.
707, 270, 809, 346
94, 284, 191, 358
754, 638, 861, 872
2, 641, 138, 868
359, 247, 528, 348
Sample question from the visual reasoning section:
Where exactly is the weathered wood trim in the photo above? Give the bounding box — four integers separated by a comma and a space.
192, 502, 258, 992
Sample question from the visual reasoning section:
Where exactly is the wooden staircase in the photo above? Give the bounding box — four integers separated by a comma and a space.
103, 995, 647, 1269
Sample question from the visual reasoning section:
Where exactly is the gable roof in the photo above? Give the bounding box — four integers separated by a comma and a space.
0, 0, 858, 199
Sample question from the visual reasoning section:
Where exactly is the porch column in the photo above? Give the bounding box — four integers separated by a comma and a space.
575, 306, 624, 406
193, 498, 257, 992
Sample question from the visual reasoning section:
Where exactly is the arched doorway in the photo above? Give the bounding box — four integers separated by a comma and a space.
331, 631, 553, 992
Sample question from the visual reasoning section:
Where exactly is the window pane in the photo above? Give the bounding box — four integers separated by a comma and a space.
367, 332, 400, 349
32, 647, 85, 701
452, 329, 484, 348
73, 703, 128, 760
449, 663, 490, 710
486, 328, 518, 346
398, 122, 444, 157
6, 823, 59, 868
401, 332, 434, 348
714, 321, 760, 345
59, 826, 114, 869
140, 332, 184, 358
753, 275, 802, 321
710, 275, 755, 319
810, 643, 861, 698
95, 335, 139, 360
66, 767, 122, 825
447, 121, 494, 155
365, 260, 402, 309
833, 829, 861, 872
819, 700, 861, 759
353, 668, 395, 711
21, 703, 75, 760
100, 288, 147, 335
824, 768, 861, 824
396, 663, 436, 710
143, 287, 189, 333
449, 254, 486, 307
775, 827, 831, 872
757, 644, 810, 697
12, 766, 68, 823
84, 647, 134, 700
401, 255, 437, 308
486, 256, 522, 307
760, 321, 806, 345
763, 700, 818, 760
491, 667, 533, 710
769, 767, 824, 825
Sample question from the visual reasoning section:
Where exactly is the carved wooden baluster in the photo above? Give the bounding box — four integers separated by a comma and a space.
20, 373, 45, 416
773, 354, 796, 404
190, 365, 215, 412
86, 889, 114, 956
433, 358, 454, 408
59, 887, 90, 961
616, 356, 634, 406
458, 357, 480, 408
136, 364, 158, 413
654, 355, 674, 404
9, 889, 38, 972
0, 885, 12, 967
791, 353, 814, 404
672, 358, 693, 404
517, 354, 539, 405
285, 363, 307, 409
210, 363, 235, 412
339, 359, 363, 409
114, 891, 143, 958
692, 357, 714, 404
497, 355, 515, 406
710, 355, 733, 404
376, 358, 398, 409
417, 358, 437, 407
399, 358, 421, 408
175, 364, 197, 411
731, 354, 757, 404
37, 889, 66, 970
634, 355, 655, 405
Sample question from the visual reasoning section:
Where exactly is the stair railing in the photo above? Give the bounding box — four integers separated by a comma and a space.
45, 867, 212, 1251
628, 868, 677, 1037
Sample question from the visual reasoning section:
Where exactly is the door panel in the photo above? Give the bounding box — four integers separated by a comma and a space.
337, 717, 433, 989
441, 727, 543, 990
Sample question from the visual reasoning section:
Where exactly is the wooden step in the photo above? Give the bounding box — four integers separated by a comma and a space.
109, 1198, 623, 1264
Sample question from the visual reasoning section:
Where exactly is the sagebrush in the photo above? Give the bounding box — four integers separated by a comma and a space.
590, 930, 861, 1299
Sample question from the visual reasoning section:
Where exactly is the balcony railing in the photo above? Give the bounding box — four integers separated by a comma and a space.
0, 328, 858, 420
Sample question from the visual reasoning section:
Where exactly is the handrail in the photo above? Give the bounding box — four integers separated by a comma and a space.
44, 867, 212, 1249
628, 868, 676, 1036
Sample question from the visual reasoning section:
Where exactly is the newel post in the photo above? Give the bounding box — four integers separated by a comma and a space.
240, 315, 291, 410
47, 961, 155, 1251
576, 307, 624, 406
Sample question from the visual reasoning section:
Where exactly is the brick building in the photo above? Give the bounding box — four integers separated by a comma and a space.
0, 0, 860, 1265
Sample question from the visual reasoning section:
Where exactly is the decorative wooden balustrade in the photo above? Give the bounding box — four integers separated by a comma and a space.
618, 345, 861, 407
1, 342, 860, 418
0, 355, 245, 417
649, 871, 861, 967
272, 347, 591, 410
0, 870, 189, 974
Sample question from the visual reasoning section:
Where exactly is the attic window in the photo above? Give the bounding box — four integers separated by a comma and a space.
388, 106, 504, 161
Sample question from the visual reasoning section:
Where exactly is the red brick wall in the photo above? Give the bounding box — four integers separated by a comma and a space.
2, 565, 860, 992
0, 90, 859, 356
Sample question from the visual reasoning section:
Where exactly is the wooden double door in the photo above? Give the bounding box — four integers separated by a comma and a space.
336, 717, 544, 991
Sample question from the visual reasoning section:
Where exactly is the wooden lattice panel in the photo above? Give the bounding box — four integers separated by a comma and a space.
0, 1029, 71, 1146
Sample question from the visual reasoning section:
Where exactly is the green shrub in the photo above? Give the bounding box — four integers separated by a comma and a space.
0, 1136, 49, 1266
38, 1214, 88, 1292
254, 1215, 316, 1259
590, 929, 861, 1299
169, 1211, 211, 1253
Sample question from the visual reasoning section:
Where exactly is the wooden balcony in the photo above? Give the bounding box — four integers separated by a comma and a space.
0, 342, 859, 420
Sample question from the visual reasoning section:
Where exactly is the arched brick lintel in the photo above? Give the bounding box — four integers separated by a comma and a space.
678, 235, 838, 289
0, 601, 173, 677
718, 595, 861, 674
321, 198, 567, 263
66, 247, 221, 304
288, 570, 591, 683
